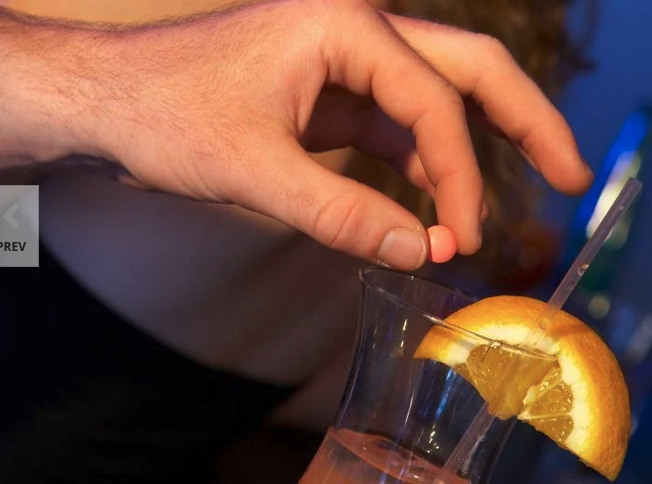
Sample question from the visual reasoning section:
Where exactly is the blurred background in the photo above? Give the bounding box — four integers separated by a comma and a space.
495, 1, 652, 482
1, 0, 651, 483
269, 0, 652, 478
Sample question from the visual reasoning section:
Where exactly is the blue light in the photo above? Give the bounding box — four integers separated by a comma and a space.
572, 108, 651, 236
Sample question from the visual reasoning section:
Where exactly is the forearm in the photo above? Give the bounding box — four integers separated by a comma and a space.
0, 6, 234, 187
0, 8, 116, 181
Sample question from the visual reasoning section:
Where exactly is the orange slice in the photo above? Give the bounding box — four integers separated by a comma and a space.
414, 295, 631, 481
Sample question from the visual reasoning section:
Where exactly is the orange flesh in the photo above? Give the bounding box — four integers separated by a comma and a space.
455, 345, 573, 443
454, 344, 554, 419
455, 345, 575, 442
520, 366, 575, 443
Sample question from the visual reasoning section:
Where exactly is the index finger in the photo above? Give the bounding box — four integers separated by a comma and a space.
382, 12, 594, 195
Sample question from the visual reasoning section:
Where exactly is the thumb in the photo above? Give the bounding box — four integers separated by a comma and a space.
245, 143, 436, 270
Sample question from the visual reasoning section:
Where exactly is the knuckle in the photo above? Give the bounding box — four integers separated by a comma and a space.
475, 34, 512, 61
442, 85, 466, 112
312, 186, 369, 253
323, 0, 368, 13
427, 79, 465, 117
305, 0, 363, 21
308, 0, 370, 63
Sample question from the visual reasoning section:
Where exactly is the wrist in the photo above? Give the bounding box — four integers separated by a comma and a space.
0, 11, 112, 166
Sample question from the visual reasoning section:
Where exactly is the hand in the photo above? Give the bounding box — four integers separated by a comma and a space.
0, 0, 593, 270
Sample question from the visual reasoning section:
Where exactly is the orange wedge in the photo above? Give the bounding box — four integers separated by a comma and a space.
414, 295, 631, 481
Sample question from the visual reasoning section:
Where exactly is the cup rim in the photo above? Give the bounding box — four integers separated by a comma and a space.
359, 266, 555, 362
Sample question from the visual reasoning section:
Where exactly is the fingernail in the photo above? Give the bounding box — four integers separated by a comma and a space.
377, 228, 426, 270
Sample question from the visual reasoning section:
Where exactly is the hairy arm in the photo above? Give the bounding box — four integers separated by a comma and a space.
0, 0, 591, 269
0, 8, 129, 183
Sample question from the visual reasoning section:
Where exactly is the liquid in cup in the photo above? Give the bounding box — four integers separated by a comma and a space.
299, 268, 554, 484
301, 428, 469, 484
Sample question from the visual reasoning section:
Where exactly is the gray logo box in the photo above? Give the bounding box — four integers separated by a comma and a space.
0, 186, 39, 267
